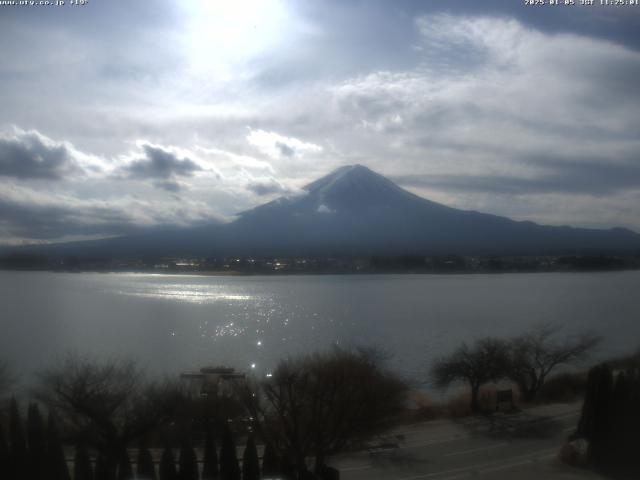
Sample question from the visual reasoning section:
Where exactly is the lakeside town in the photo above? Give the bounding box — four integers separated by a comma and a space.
2, 253, 639, 275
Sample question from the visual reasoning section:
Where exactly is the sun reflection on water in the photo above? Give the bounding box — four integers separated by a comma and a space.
116, 284, 255, 304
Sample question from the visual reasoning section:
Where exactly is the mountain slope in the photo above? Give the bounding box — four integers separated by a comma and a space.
6, 164, 640, 258
223, 164, 640, 256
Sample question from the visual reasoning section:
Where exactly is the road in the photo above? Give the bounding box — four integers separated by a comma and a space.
332, 403, 605, 480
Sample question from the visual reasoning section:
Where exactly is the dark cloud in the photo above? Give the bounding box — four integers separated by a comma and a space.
0, 196, 139, 241
246, 178, 289, 196
123, 145, 202, 180
394, 159, 640, 197
276, 142, 295, 157
0, 131, 80, 180
0, 184, 224, 243
153, 180, 183, 192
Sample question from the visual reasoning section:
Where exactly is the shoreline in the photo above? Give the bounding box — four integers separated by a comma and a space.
1, 266, 639, 276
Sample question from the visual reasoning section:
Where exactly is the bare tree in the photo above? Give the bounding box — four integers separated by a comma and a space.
34, 354, 185, 479
506, 324, 601, 402
431, 338, 509, 413
237, 347, 408, 479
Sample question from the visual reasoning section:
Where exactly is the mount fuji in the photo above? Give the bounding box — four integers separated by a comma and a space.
10, 164, 640, 258
222, 164, 640, 256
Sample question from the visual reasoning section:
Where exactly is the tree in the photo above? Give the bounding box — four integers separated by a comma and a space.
47, 412, 71, 480
137, 441, 157, 480
159, 447, 178, 480
260, 443, 279, 478
577, 364, 614, 464
178, 443, 199, 480
575, 362, 640, 475
506, 324, 600, 402
74, 443, 94, 480
238, 347, 408, 478
95, 451, 115, 480
35, 354, 184, 477
27, 403, 47, 480
201, 428, 219, 480
9, 398, 28, 478
0, 424, 11, 480
219, 425, 240, 480
116, 450, 133, 480
242, 435, 260, 480
431, 338, 509, 413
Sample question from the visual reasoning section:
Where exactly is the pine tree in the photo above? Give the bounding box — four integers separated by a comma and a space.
0, 423, 12, 480
47, 412, 71, 480
94, 451, 114, 480
630, 368, 640, 475
27, 403, 47, 480
201, 428, 219, 480
610, 372, 631, 467
578, 364, 614, 466
219, 426, 240, 480
159, 447, 178, 480
261, 443, 279, 478
279, 454, 296, 480
9, 398, 28, 479
242, 435, 260, 480
178, 442, 199, 480
74, 443, 94, 480
136, 441, 157, 480
117, 449, 133, 480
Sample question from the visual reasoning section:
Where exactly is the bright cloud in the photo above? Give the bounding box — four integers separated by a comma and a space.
247, 129, 323, 160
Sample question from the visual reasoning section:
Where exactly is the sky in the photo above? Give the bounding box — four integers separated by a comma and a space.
0, 0, 639, 245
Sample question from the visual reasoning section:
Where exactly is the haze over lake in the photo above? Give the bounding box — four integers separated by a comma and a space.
2, 271, 639, 387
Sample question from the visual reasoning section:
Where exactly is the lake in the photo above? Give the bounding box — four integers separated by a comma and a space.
1, 270, 639, 389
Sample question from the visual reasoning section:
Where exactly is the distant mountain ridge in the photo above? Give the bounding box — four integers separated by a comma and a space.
7, 164, 640, 258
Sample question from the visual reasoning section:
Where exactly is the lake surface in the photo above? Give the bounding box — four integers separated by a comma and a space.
1, 271, 639, 388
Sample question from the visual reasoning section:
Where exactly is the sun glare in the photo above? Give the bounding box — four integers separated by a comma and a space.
184, 0, 289, 76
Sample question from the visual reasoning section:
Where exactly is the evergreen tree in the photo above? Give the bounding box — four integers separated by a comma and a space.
584, 365, 614, 466
136, 441, 157, 480
315, 464, 340, 480
94, 451, 114, 480
219, 426, 240, 480
261, 443, 279, 478
178, 442, 199, 480
47, 412, 71, 480
630, 368, 640, 475
0, 423, 12, 480
159, 447, 178, 480
242, 435, 260, 480
9, 398, 28, 479
279, 454, 296, 480
27, 403, 47, 480
610, 372, 631, 466
201, 428, 219, 480
117, 449, 133, 480
74, 444, 94, 480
